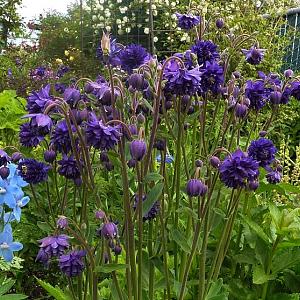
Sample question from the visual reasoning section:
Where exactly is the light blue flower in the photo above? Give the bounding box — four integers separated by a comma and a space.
0, 178, 22, 207
0, 225, 23, 262
156, 154, 174, 164
7, 164, 28, 188
12, 196, 30, 222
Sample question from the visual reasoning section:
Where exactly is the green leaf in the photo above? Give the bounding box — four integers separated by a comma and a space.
272, 248, 300, 274
253, 265, 276, 285
143, 182, 164, 216
206, 279, 228, 300
0, 295, 28, 300
0, 279, 15, 296
35, 278, 71, 300
95, 264, 128, 273
144, 172, 163, 183
37, 222, 52, 233
241, 215, 271, 244
169, 228, 191, 253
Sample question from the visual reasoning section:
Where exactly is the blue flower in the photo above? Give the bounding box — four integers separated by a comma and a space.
245, 80, 267, 110
0, 178, 22, 207
199, 61, 224, 94
26, 85, 53, 114
7, 164, 28, 188
156, 154, 174, 164
190, 40, 220, 65
0, 225, 23, 262
242, 46, 265, 65
11, 195, 30, 222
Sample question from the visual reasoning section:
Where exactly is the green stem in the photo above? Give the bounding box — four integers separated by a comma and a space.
148, 221, 154, 300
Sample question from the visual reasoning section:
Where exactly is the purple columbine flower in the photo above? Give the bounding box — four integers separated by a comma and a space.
133, 194, 160, 221
58, 155, 81, 180
59, 250, 86, 277
63, 87, 81, 107
190, 40, 220, 65
284, 69, 294, 78
119, 44, 151, 74
0, 167, 9, 179
175, 12, 200, 30
270, 91, 282, 105
163, 60, 201, 96
266, 169, 282, 184
242, 46, 265, 65
85, 114, 122, 151
290, 81, 300, 100
210, 156, 221, 168
245, 80, 267, 110
199, 61, 224, 94
36, 234, 70, 267
235, 103, 248, 118
26, 84, 52, 114
101, 222, 118, 239
55, 83, 67, 94
219, 149, 259, 189
186, 179, 208, 197
248, 138, 277, 167
51, 120, 76, 153
174, 50, 196, 69
128, 73, 144, 90
19, 122, 46, 148
56, 65, 70, 78
130, 140, 147, 161
18, 159, 50, 184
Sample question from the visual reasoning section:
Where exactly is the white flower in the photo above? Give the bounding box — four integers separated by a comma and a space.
144, 27, 149, 34
151, 4, 156, 9
105, 25, 111, 32
117, 0, 122, 2
105, 11, 111, 17
153, 10, 157, 16
125, 27, 131, 33
118, 24, 122, 29
171, 2, 176, 7
98, 5, 104, 10
116, 19, 121, 24
123, 16, 128, 22
99, 16, 104, 21
92, 15, 98, 22
153, 36, 158, 42
118, 29, 124, 35
100, 0, 105, 3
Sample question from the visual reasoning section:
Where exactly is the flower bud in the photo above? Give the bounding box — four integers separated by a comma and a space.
235, 103, 248, 118
130, 140, 147, 161
195, 159, 203, 168
74, 177, 82, 187
154, 139, 165, 151
100, 152, 109, 162
95, 210, 106, 219
44, 150, 56, 163
128, 73, 144, 90
0, 167, 9, 179
244, 98, 251, 107
137, 113, 145, 124
11, 152, 22, 163
259, 131, 267, 137
216, 18, 225, 29
284, 69, 293, 78
84, 82, 94, 93
57, 216, 68, 229
104, 161, 114, 171
113, 245, 122, 255
127, 158, 136, 168
101, 222, 118, 239
233, 71, 241, 79
270, 91, 282, 105
210, 156, 221, 168
186, 179, 207, 197
266, 170, 282, 184
128, 124, 138, 136
248, 180, 259, 191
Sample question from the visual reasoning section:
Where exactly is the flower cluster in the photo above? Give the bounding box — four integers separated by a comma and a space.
0, 154, 30, 262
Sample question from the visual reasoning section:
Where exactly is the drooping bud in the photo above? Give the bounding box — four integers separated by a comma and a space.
216, 18, 225, 29
127, 158, 136, 168
128, 73, 144, 90
57, 216, 68, 229
137, 113, 145, 124
270, 91, 282, 105
95, 210, 106, 219
235, 103, 248, 118
259, 131, 267, 137
0, 167, 9, 179
101, 222, 118, 239
233, 71, 241, 79
44, 150, 56, 163
186, 179, 208, 197
128, 124, 138, 136
130, 140, 147, 161
11, 152, 22, 163
210, 156, 221, 168
248, 180, 259, 191
154, 139, 166, 151
195, 159, 203, 168
113, 245, 122, 255
284, 69, 293, 78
